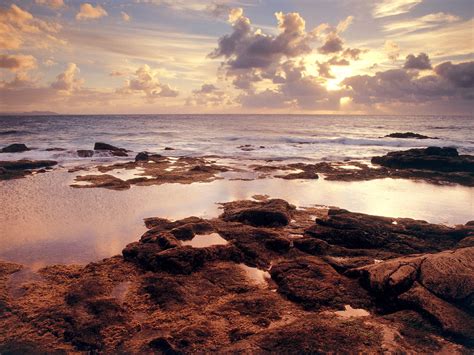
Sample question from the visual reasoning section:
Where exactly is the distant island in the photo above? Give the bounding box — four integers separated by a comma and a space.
0, 111, 59, 116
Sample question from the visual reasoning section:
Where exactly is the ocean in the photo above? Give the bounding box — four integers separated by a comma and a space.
1, 114, 473, 267
1, 114, 473, 163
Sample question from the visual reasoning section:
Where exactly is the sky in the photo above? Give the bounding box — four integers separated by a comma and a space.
0, 0, 472, 114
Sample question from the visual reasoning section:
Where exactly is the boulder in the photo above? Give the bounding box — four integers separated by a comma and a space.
1, 143, 30, 153
77, 150, 94, 158
371, 147, 474, 172
93, 142, 128, 156
220, 199, 295, 227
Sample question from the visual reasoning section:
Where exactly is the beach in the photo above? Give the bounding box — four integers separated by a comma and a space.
0, 114, 473, 352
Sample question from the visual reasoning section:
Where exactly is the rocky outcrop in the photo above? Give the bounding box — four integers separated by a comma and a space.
1, 199, 472, 352
349, 248, 474, 344
220, 199, 295, 227
0, 159, 57, 180
0, 143, 30, 153
93, 142, 128, 157
372, 147, 474, 173
304, 208, 472, 255
384, 132, 435, 139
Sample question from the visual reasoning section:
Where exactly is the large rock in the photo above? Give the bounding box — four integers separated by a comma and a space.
93, 142, 128, 157
350, 247, 474, 344
220, 199, 295, 227
1, 143, 30, 153
0, 159, 57, 170
305, 208, 472, 255
371, 147, 474, 172
270, 257, 370, 310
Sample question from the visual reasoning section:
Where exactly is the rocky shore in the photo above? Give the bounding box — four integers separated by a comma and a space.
1, 198, 472, 353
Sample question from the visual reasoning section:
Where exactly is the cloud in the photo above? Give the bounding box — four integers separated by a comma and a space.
51, 63, 84, 93
373, 0, 422, 18
187, 83, 231, 107
327, 56, 350, 66
209, 9, 313, 70
0, 4, 62, 49
121, 11, 131, 22
35, 0, 65, 9
76, 3, 108, 21
383, 12, 460, 34
118, 64, 179, 102
435, 61, 474, 89
343, 60, 474, 107
317, 61, 334, 78
404, 53, 431, 70
317, 16, 353, 54
383, 40, 400, 60
0, 54, 37, 71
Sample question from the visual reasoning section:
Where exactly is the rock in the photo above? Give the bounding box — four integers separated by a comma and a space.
0, 159, 57, 170
164, 147, 175, 151
135, 151, 149, 161
270, 257, 370, 310
77, 149, 94, 158
220, 199, 295, 227
350, 248, 474, 343
306, 208, 471, 254
72, 174, 130, 190
93, 142, 128, 156
385, 132, 435, 139
399, 282, 474, 343
371, 147, 474, 173
0, 143, 30, 153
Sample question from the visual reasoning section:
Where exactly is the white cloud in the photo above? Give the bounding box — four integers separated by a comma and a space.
121, 11, 131, 22
35, 0, 65, 9
373, 0, 422, 18
383, 12, 460, 34
0, 54, 37, 71
76, 3, 108, 21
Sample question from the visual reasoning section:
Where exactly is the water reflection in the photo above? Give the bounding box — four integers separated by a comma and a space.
181, 233, 228, 248
0, 170, 472, 266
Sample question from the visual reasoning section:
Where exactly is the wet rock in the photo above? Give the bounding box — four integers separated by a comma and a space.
148, 337, 181, 354
350, 248, 474, 343
72, 174, 130, 190
77, 149, 94, 158
135, 151, 149, 161
0, 159, 57, 170
170, 221, 214, 240
164, 147, 175, 151
270, 257, 370, 310
0, 159, 58, 180
255, 316, 381, 353
385, 132, 435, 139
306, 208, 471, 254
220, 199, 295, 227
372, 147, 474, 173
1, 143, 30, 153
124, 242, 242, 274
93, 142, 128, 156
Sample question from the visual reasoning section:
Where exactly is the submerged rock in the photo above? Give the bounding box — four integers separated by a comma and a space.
384, 132, 435, 139
1, 143, 30, 153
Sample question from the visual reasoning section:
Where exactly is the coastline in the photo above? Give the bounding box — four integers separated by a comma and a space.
0, 136, 473, 352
